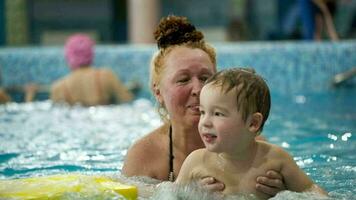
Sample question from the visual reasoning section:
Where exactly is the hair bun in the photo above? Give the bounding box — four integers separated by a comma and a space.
154, 15, 204, 49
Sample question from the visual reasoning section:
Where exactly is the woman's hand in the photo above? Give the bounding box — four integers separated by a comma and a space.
256, 170, 286, 197
199, 177, 225, 192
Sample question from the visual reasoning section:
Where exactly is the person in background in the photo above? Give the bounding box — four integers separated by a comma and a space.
0, 71, 12, 103
50, 33, 133, 106
312, 0, 339, 41
175, 68, 328, 199
275, 0, 339, 41
122, 15, 286, 197
0, 83, 39, 103
0, 88, 10, 104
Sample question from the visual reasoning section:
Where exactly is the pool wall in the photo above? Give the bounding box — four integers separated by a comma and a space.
0, 41, 355, 100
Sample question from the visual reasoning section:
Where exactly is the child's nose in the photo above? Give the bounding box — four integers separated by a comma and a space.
201, 114, 212, 127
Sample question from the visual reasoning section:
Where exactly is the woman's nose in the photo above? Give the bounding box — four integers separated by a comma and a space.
191, 78, 203, 96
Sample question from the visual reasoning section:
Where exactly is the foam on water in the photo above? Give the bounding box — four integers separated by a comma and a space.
0, 99, 160, 179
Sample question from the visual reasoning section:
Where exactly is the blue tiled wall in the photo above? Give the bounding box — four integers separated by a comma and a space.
0, 41, 355, 100
215, 41, 356, 94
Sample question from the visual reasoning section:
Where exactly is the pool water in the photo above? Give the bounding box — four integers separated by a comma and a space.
0, 88, 355, 199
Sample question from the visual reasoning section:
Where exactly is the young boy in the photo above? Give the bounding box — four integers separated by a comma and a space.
175, 68, 327, 199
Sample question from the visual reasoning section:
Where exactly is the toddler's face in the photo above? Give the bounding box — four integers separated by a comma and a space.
198, 83, 250, 153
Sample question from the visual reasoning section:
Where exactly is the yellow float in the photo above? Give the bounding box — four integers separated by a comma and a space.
0, 173, 137, 200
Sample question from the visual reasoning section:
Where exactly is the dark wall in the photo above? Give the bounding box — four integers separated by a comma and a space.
0, 0, 5, 46
27, 0, 127, 44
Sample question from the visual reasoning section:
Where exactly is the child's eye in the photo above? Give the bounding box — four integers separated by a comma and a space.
214, 112, 224, 117
200, 110, 205, 115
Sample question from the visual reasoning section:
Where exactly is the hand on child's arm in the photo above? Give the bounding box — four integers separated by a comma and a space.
199, 177, 225, 192
256, 170, 286, 196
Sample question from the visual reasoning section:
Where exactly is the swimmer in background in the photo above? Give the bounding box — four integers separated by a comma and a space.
175, 68, 328, 199
0, 83, 42, 103
51, 33, 133, 106
0, 88, 10, 103
0, 70, 39, 103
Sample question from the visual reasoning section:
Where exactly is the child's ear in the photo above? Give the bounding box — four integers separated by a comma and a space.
248, 113, 263, 133
153, 83, 163, 104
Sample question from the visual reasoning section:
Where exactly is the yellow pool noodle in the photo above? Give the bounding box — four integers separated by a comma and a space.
0, 173, 137, 200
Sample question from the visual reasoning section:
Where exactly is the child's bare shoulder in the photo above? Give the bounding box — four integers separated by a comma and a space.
187, 148, 208, 159
257, 140, 291, 159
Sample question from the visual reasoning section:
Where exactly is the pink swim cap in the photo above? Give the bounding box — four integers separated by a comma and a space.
64, 34, 94, 70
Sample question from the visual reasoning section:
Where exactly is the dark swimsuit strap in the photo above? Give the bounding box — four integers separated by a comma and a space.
168, 125, 175, 182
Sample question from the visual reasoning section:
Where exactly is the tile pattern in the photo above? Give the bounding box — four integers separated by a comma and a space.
0, 41, 355, 99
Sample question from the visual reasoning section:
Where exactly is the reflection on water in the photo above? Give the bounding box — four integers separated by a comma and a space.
0, 93, 355, 199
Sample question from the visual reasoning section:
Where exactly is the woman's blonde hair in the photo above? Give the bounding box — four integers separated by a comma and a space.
149, 15, 217, 122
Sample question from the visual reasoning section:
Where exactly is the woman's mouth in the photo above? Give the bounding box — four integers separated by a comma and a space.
188, 104, 200, 114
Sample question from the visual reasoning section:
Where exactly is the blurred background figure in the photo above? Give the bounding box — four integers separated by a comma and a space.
313, 0, 340, 40
275, 0, 340, 41
301, 0, 339, 41
50, 33, 133, 106
0, 84, 40, 103
0, 88, 10, 104
0, 0, 354, 45
0, 70, 40, 103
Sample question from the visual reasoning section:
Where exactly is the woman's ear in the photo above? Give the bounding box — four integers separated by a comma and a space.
248, 113, 263, 133
153, 83, 163, 104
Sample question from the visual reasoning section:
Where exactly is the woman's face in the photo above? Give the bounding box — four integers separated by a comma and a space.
156, 46, 215, 126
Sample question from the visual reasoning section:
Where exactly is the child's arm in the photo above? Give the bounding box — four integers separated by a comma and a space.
278, 147, 328, 196
176, 149, 226, 193
175, 149, 204, 184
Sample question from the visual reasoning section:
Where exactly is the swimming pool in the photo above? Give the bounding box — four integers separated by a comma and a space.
0, 41, 355, 199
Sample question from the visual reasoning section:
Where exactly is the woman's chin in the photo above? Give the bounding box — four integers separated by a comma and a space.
184, 115, 200, 128
188, 115, 200, 125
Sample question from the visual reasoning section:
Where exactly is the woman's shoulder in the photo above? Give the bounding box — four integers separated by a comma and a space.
122, 124, 169, 178
127, 124, 168, 156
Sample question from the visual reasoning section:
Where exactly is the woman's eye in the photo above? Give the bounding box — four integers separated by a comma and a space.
177, 78, 189, 83
200, 76, 209, 82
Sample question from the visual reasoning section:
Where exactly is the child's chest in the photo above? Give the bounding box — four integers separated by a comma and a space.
192, 158, 282, 197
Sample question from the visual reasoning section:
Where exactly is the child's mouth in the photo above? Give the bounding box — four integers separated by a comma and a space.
202, 133, 217, 143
